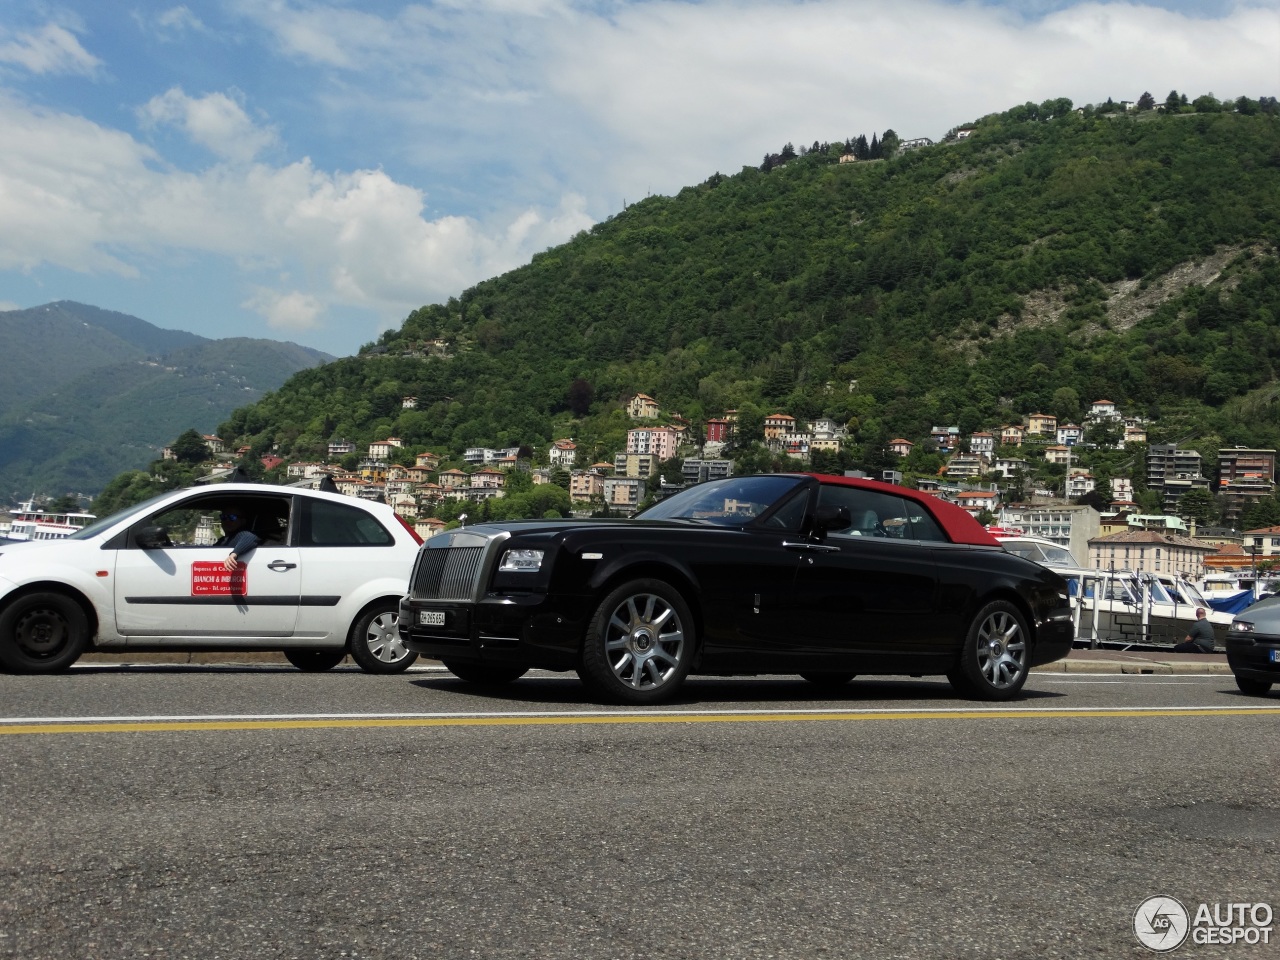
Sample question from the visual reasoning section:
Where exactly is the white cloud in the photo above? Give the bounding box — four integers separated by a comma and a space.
138, 87, 279, 163
157, 6, 207, 34
0, 93, 592, 339
0, 23, 100, 76
242, 288, 324, 331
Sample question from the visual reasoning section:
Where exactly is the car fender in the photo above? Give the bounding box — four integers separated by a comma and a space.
317, 573, 410, 642
0, 551, 116, 640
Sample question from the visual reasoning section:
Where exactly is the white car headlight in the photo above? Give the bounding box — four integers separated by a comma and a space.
499, 548, 545, 573
1232, 620, 1254, 633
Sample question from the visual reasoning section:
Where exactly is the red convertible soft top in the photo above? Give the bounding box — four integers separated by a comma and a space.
805, 473, 1001, 547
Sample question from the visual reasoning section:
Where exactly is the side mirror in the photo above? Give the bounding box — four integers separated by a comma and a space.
135, 525, 169, 549
813, 505, 851, 536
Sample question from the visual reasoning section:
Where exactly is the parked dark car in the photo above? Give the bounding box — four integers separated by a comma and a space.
1226, 599, 1280, 696
400, 473, 1074, 703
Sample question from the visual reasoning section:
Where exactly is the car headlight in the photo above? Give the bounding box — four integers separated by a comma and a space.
499, 548, 545, 573
1231, 620, 1254, 633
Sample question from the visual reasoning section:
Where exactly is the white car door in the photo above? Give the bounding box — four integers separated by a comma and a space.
113, 494, 301, 642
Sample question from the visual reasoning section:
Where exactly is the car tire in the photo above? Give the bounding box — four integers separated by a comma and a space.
578, 578, 694, 705
947, 599, 1030, 701
283, 648, 346, 672
0, 592, 89, 674
347, 602, 418, 674
799, 672, 857, 687
442, 661, 529, 685
1234, 675, 1273, 697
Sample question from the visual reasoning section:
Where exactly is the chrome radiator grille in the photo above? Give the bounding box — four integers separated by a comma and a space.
411, 546, 484, 601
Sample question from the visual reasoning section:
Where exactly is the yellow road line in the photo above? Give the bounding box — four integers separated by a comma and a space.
1, 706, 1278, 735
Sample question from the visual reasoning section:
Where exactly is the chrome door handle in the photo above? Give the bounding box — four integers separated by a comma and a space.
267, 560, 298, 571
783, 542, 841, 553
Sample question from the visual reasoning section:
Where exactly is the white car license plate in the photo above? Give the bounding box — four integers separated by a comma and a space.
419, 610, 446, 627
1271, 648, 1279, 664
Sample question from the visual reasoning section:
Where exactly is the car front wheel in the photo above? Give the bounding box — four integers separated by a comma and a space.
0, 592, 88, 674
348, 602, 418, 674
948, 600, 1030, 701
1234, 675, 1273, 697
578, 579, 694, 705
283, 648, 346, 672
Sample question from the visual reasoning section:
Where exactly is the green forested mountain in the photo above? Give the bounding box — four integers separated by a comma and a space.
185, 100, 1280, 506
0, 302, 332, 498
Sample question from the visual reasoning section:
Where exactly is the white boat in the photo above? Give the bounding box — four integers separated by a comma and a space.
1064, 567, 1233, 649
5, 500, 97, 542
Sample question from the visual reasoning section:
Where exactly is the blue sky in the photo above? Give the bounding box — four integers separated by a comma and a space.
0, 1, 1277, 357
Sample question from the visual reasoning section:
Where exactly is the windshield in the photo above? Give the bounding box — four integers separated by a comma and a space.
67, 491, 178, 540
637, 475, 807, 525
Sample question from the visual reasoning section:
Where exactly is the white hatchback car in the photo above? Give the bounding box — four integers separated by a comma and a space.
0, 483, 422, 674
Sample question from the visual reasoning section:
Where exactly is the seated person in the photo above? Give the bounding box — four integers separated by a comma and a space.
216, 506, 262, 571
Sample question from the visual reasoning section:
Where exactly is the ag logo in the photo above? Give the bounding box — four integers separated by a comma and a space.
1134, 896, 1190, 951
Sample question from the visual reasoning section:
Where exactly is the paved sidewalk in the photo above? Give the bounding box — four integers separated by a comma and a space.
1034, 647, 1232, 674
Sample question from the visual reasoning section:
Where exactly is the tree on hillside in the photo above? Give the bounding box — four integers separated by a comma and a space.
1137, 91, 1156, 111
171, 429, 210, 465
566, 378, 594, 417
1177, 487, 1218, 526
1163, 90, 1182, 112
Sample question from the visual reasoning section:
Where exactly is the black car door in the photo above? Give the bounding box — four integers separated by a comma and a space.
785, 485, 945, 671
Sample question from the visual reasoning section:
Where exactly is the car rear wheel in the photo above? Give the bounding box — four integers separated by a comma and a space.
578, 579, 694, 705
948, 600, 1029, 701
348, 602, 417, 674
442, 661, 529, 685
1234, 675, 1273, 696
283, 648, 346, 672
799, 672, 857, 687
0, 592, 88, 674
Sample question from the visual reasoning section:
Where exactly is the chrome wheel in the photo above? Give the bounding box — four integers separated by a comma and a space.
604, 592, 687, 692
948, 599, 1031, 701
975, 608, 1027, 690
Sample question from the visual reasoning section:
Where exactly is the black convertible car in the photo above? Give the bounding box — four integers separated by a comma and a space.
400, 473, 1073, 703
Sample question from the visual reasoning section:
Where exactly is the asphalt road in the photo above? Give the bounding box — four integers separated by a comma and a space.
1, 665, 1276, 960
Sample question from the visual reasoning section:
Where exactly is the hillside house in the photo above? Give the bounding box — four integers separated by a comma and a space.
570, 470, 604, 501
626, 427, 680, 461
1066, 470, 1096, 499
1000, 425, 1025, 446
415, 517, 448, 539
627, 393, 660, 419
368, 438, 402, 460
970, 432, 995, 458
930, 426, 960, 453
682, 460, 733, 484
994, 457, 1030, 479
615, 453, 660, 479
1088, 400, 1119, 421
471, 468, 505, 489
328, 439, 355, 457
955, 490, 1000, 514
889, 439, 914, 457
438, 468, 469, 490
603, 477, 645, 509
549, 439, 578, 467
1056, 424, 1084, 447
705, 418, 731, 444
1045, 445, 1072, 465
1027, 414, 1057, 436
415, 451, 441, 471
945, 455, 986, 479
764, 414, 796, 440
202, 435, 225, 454
402, 396, 417, 409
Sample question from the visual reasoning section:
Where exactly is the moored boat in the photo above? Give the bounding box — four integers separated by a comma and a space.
5, 500, 97, 542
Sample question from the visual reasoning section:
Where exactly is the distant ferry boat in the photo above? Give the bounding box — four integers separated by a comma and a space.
3, 500, 97, 542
